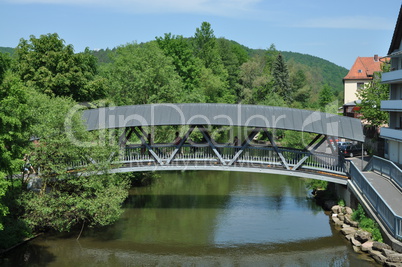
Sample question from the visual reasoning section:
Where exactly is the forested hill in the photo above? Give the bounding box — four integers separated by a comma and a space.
0, 47, 14, 56
89, 43, 347, 96
281, 51, 348, 94
1, 40, 348, 103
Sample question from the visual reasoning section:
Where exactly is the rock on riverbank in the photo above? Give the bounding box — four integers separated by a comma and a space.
331, 204, 402, 266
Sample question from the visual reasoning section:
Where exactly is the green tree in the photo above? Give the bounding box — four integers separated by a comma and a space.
217, 38, 244, 98
199, 67, 233, 103
272, 53, 292, 104
0, 52, 11, 82
193, 22, 218, 69
0, 54, 33, 244
0, 71, 31, 176
318, 84, 334, 111
356, 64, 390, 127
155, 33, 201, 98
286, 61, 311, 108
104, 42, 184, 105
15, 33, 106, 102
192, 22, 231, 103
0, 173, 9, 231
22, 92, 129, 233
265, 44, 280, 74
238, 55, 270, 104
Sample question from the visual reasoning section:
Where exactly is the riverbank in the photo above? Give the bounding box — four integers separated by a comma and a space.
330, 204, 402, 266
312, 187, 402, 266
0, 233, 42, 255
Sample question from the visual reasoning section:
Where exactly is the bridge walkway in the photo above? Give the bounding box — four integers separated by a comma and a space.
350, 157, 402, 216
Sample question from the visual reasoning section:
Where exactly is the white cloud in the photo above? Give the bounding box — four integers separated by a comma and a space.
7, 0, 262, 16
294, 16, 395, 31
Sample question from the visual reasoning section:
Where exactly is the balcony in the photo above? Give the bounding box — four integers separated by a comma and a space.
380, 127, 402, 141
382, 69, 402, 84
381, 100, 402, 111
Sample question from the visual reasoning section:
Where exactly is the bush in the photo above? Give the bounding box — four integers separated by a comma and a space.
120, 172, 160, 187
306, 179, 328, 191
352, 204, 383, 242
351, 204, 365, 222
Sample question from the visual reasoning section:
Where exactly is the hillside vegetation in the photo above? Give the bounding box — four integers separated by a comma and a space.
0, 26, 348, 108
89, 42, 347, 105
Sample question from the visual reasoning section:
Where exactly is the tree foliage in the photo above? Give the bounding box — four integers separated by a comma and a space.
15, 33, 106, 102
272, 53, 292, 104
0, 70, 31, 176
21, 92, 129, 232
356, 64, 390, 127
104, 42, 184, 105
0, 172, 10, 231
156, 33, 201, 94
318, 84, 334, 112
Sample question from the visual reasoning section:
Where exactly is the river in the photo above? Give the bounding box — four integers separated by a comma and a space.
1, 171, 378, 266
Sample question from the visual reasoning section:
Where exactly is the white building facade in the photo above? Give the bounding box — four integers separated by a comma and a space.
381, 5, 402, 164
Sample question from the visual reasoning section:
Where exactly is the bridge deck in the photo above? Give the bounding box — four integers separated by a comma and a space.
351, 157, 402, 216
109, 159, 350, 185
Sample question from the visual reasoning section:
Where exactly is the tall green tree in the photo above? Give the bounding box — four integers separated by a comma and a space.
0, 71, 31, 176
15, 33, 106, 102
0, 53, 33, 238
193, 22, 218, 69
356, 64, 390, 127
217, 38, 249, 102
191, 22, 233, 103
155, 33, 201, 97
104, 42, 184, 105
272, 53, 292, 104
265, 44, 280, 74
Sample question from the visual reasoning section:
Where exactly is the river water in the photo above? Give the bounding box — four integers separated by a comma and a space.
1, 171, 378, 266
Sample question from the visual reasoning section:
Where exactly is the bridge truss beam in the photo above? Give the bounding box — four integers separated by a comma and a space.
116, 125, 343, 175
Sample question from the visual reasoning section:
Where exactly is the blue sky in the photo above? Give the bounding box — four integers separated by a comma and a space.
0, 0, 401, 68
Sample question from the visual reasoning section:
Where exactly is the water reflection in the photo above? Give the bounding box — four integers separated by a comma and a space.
0, 171, 378, 266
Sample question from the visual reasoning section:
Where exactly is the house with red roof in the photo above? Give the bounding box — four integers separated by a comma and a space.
342, 55, 383, 117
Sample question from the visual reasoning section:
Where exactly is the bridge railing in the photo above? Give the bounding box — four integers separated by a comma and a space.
364, 155, 402, 190
121, 143, 346, 174
350, 160, 402, 240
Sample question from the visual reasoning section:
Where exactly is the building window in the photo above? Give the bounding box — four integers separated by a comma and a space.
400, 85, 402, 100
400, 116, 402, 129
357, 83, 364, 91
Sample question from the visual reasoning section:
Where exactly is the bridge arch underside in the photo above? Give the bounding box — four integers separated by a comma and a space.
110, 165, 349, 185
81, 104, 364, 182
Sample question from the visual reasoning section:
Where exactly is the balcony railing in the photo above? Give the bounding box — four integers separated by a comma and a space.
381, 100, 402, 111
380, 127, 402, 141
382, 69, 402, 84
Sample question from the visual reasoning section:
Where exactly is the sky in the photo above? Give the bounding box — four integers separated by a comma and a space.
0, 0, 401, 69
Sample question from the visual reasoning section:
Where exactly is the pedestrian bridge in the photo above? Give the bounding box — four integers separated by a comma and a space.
77, 103, 402, 244
78, 103, 365, 184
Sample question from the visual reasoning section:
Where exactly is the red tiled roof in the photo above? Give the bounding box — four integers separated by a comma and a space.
343, 56, 383, 80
